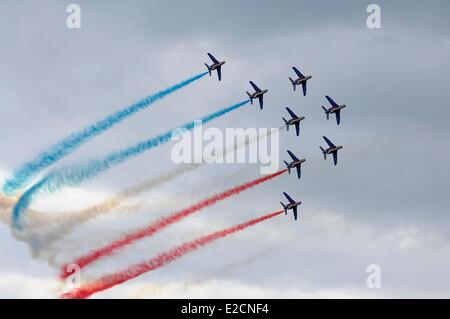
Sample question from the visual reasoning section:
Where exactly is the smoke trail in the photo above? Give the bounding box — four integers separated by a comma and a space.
0, 167, 201, 262
60, 169, 287, 279
0, 195, 14, 212
19, 165, 200, 258
15, 126, 280, 235
1, 127, 281, 264
57, 125, 281, 226
2, 72, 208, 196
61, 210, 283, 299
13, 100, 250, 227
16, 166, 252, 266
0, 196, 14, 223
4, 124, 273, 256
1, 127, 280, 263
106, 125, 281, 201
16, 127, 280, 233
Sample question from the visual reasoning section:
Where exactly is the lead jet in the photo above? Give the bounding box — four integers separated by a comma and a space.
320, 136, 343, 166
204, 53, 225, 81
282, 107, 305, 136
280, 192, 302, 221
289, 67, 312, 96
246, 81, 268, 109
284, 150, 306, 179
321, 95, 346, 125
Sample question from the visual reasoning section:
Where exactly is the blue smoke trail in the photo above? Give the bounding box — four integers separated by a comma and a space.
12, 100, 250, 228
3, 72, 208, 196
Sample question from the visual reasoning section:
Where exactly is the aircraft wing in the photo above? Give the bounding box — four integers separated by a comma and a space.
286, 107, 297, 119
217, 66, 222, 81
208, 53, 219, 64
283, 192, 295, 204
326, 95, 338, 107
295, 122, 300, 136
293, 67, 304, 78
296, 166, 302, 179
287, 150, 299, 161
293, 206, 298, 220
302, 82, 307, 96
258, 96, 264, 109
323, 136, 336, 148
332, 151, 338, 165
335, 110, 340, 125
250, 81, 261, 92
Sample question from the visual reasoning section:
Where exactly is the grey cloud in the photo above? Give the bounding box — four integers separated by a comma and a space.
0, 0, 450, 298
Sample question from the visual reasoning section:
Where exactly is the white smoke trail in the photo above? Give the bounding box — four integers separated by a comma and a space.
2, 126, 283, 266
27, 126, 281, 233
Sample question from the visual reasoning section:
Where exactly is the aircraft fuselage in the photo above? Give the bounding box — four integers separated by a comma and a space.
325, 145, 343, 154
288, 159, 306, 168
210, 61, 225, 70
250, 89, 268, 99
288, 116, 305, 125
329, 104, 346, 113
286, 202, 302, 210
294, 75, 312, 85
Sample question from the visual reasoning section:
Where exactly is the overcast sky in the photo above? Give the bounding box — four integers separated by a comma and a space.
1, 0, 450, 298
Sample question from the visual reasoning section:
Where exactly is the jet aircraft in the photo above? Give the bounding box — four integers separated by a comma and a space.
246, 81, 268, 109
282, 107, 305, 136
321, 95, 346, 125
289, 67, 312, 96
284, 150, 306, 179
205, 53, 225, 81
320, 136, 343, 165
280, 192, 302, 221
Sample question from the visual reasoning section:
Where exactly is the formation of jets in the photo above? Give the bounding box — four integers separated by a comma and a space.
205, 53, 349, 222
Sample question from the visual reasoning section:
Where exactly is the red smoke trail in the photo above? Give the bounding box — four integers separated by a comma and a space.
61, 210, 283, 299
60, 169, 287, 279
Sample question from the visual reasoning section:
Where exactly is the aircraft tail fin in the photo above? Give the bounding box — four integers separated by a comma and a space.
320, 146, 326, 159
284, 160, 290, 173
205, 63, 211, 76
282, 117, 289, 130
246, 91, 253, 104
280, 202, 287, 215
289, 78, 296, 91
322, 106, 329, 119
